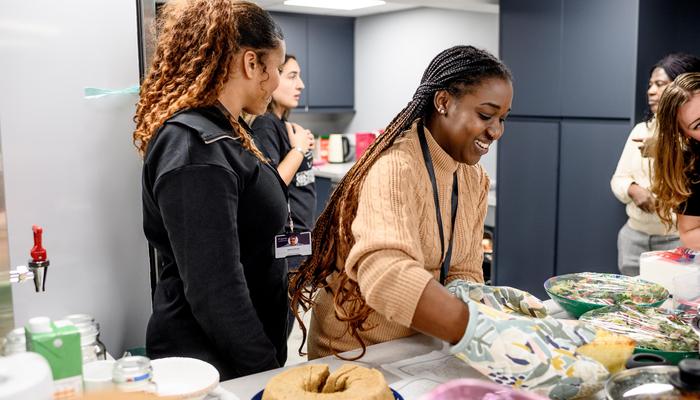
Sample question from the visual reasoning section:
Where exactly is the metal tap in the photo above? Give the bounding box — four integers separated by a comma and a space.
28, 225, 49, 292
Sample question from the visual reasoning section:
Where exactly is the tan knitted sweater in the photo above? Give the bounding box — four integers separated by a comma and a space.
308, 120, 488, 359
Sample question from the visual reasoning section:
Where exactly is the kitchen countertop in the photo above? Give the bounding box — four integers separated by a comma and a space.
218, 300, 607, 399
314, 161, 497, 207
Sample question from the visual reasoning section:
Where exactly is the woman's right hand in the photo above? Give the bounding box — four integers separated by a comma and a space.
285, 122, 315, 153
450, 301, 609, 400
628, 183, 655, 213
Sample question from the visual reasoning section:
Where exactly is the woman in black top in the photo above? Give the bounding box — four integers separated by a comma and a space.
251, 54, 316, 266
133, 0, 289, 380
652, 72, 700, 250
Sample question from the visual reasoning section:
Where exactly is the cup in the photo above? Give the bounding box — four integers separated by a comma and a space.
83, 360, 116, 392
355, 132, 377, 160
672, 269, 700, 314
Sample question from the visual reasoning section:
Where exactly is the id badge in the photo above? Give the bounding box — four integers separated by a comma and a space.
274, 231, 312, 259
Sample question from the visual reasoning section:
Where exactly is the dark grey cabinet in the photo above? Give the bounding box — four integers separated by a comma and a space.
307, 16, 354, 108
500, 0, 637, 119
500, 0, 562, 117
272, 13, 308, 109
560, 0, 638, 118
556, 121, 629, 275
270, 12, 354, 111
495, 120, 560, 298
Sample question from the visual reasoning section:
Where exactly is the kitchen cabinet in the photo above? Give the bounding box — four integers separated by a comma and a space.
556, 120, 629, 275
314, 177, 335, 221
494, 120, 559, 298
271, 13, 308, 109
500, 0, 637, 119
560, 0, 638, 119
271, 12, 354, 111
499, 0, 562, 117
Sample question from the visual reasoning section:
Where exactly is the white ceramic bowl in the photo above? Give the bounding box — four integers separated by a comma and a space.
151, 357, 219, 399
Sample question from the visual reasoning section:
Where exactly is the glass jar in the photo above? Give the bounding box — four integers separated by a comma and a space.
3, 327, 26, 356
112, 355, 156, 393
63, 314, 106, 364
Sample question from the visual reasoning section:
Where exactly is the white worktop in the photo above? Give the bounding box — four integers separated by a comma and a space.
218, 301, 608, 400
313, 161, 498, 208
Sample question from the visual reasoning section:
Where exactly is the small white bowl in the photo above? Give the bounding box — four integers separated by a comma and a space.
151, 357, 219, 399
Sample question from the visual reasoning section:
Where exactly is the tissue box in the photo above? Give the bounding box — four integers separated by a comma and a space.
639, 249, 699, 292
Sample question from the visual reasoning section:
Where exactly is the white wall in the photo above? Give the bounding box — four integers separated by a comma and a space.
348, 7, 500, 179
0, 0, 150, 355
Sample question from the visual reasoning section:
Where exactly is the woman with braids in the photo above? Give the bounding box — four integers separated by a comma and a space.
652, 72, 700, 250
290, 46, 611, 399
611, 53, 700, 276
134, 0, 289, 380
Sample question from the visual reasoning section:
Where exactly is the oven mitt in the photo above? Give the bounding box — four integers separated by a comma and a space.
446, 280, 548, 318
450, 301, 609, 400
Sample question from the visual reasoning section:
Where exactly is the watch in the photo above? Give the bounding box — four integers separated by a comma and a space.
292, 146, 305, 155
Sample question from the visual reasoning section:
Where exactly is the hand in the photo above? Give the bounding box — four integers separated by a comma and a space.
286, 122, 315, 153
451, 302, 609, 400
632, 137, 652, 158
446, 280, 547, 318
628, 183, 655, 213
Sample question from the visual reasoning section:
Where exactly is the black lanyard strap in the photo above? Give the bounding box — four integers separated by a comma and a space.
417, 121, 459, 284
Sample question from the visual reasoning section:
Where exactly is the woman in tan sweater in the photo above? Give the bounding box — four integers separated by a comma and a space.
289, 48, 615, 399
290, 46, 513, 359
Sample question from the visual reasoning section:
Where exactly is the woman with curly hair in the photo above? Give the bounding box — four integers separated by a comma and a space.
652, 72, 700, 250
289, 46, 613, 400
134, 0, 288, 380
611, 53, 700, 276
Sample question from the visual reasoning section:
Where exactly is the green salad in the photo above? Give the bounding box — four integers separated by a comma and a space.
581, 304, 699, 353
548, 272, 667, 305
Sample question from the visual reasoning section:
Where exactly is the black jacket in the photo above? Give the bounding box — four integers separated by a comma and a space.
142, 106, 289, 380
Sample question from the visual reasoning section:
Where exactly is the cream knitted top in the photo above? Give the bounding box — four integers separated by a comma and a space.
308, 120, 488, 359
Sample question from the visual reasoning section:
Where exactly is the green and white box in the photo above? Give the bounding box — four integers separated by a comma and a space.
25, 317, 83, 398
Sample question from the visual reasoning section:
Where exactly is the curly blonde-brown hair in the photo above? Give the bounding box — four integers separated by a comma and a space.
133, 0, 283, 158
652, 72, 700, 227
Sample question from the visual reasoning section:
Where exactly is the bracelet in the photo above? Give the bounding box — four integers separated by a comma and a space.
292, 147, 305, 155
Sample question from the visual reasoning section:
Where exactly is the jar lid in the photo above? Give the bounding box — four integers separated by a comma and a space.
606, 365, 679, 400
5, 328, 25, 342
670, 359, 700, 392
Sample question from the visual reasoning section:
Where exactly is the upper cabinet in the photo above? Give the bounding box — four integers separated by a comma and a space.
500, 0, 637, 119
271, 12, 355, 111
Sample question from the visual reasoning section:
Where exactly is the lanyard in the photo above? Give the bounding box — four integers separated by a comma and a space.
417, 121, 459, 285
286, 202, 295, 233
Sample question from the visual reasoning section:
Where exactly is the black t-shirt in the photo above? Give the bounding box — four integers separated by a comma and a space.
680, 174, 700, 216
251, 112, 316, 232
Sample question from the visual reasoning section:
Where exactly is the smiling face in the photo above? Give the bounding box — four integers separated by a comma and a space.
429, 77, 513, 165
678, 92, 700, 142
272, 57, 305, 111
648, 67, 672, 114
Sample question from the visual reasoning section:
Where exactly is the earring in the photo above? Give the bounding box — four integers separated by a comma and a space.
438, 108, 446, 115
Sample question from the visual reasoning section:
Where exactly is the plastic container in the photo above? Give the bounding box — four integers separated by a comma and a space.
580, 304, 699, 365
3, 327, 26, 355
64, 314, 106, 364
112, 356, 156, 393
543, 272, 668, 318
419, 379, 547, 400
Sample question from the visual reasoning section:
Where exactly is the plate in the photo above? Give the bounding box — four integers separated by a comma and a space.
251, 388, 404, 399
543, 272, 668, 318
151, 357, 220, 399
580, 304, 699, 365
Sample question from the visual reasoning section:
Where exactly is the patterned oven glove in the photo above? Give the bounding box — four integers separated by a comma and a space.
446, 279, 548, 318
450, 301, 609, 400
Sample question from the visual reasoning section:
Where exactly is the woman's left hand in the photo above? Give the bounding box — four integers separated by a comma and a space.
446, 280, 548, 318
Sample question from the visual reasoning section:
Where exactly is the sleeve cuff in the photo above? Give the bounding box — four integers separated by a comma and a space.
450, 300, 479, 354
